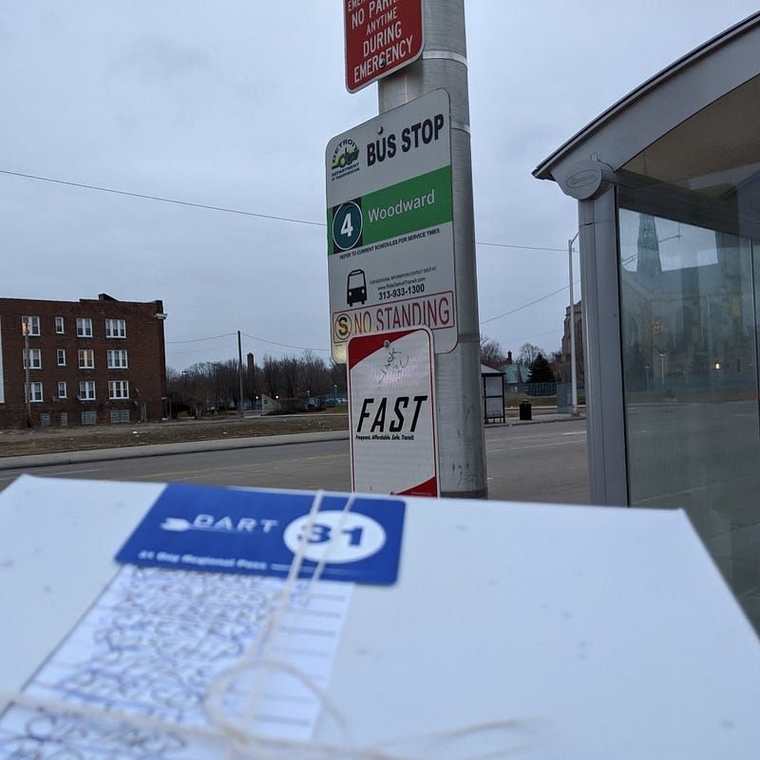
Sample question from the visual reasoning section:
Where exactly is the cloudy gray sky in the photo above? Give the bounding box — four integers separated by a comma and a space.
1, 2, 757, 371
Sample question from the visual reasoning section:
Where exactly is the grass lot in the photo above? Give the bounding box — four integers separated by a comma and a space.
0, 412, 349, 458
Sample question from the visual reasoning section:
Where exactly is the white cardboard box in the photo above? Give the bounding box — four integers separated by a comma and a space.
1, 474, 759, 758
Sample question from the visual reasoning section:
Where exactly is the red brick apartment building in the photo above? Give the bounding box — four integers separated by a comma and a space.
0, 294, 167, 428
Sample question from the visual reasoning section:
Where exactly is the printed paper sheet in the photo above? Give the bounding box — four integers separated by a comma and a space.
0, 564, 352, 758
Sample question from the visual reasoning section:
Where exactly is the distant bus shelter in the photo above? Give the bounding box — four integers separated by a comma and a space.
481, 365, 505, 424
534, 12, 760, 629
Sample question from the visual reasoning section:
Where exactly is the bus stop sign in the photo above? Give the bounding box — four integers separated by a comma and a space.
326, 90, 456, 363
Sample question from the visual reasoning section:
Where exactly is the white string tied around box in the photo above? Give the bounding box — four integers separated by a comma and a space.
202, 490, 552, 759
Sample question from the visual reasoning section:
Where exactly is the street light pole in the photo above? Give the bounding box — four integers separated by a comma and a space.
568, 233, 579, 416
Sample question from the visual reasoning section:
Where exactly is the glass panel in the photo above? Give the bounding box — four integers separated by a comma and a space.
619, 207, 760, 629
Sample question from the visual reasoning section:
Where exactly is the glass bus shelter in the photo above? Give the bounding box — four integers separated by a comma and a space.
534, 12, 760, 630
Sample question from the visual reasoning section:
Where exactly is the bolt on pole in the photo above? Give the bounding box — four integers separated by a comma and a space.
377, 0, 487, 498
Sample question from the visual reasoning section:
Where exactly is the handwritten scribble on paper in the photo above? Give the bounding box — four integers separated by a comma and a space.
0, 565, 352, 759
374, 339, 411, 385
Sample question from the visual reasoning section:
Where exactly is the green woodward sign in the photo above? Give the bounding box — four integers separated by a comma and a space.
329, 166, 453, 252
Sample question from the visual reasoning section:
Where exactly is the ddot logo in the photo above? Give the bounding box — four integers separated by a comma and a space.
330, 138, 360, 180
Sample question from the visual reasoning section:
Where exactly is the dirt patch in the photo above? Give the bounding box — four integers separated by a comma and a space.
0, 413, 349, 458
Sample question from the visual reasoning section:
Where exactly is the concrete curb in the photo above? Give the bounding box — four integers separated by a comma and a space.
0, 412, 585, 472
500, 412, 585, 427
0, 430, 350, 471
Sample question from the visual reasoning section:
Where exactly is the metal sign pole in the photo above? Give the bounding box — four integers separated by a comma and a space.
377, 0, 487, 498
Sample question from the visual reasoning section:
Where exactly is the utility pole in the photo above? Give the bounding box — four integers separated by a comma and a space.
377, 0, 486, 498
237, 331, 244, 419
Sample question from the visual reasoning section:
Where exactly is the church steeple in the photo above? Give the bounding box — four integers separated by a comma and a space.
637, 213, 662, 278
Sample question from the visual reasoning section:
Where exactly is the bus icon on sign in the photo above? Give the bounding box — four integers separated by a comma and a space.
347, 269, 367, 306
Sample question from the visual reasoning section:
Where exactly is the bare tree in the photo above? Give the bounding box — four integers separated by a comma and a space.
169, 351, 341, 413
261, 354, 281, 399
280, 355, 301, 398
301, 351, 330, 397
243, 353, 258, 408
168, 362, 215, 417
213, 359, 239, 409
330, 360, 347, 396
517, 342, 545, 366
480, 335, 506, 369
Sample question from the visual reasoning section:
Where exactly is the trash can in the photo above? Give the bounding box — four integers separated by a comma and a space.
519, 401, 532, 421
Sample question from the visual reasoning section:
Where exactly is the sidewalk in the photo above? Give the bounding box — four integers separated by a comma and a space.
0, 409, 584, 472
501, 405, 585, 426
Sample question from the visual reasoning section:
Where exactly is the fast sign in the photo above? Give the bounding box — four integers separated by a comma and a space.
326, 89, 456, 363
344, 0, 425, 93
348, 328, 439, 497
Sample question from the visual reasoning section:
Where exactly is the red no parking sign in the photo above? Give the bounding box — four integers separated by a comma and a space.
344, 0, 425, 92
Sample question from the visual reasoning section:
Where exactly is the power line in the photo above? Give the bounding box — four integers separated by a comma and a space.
166, 332, 236, 345
165, 295, 582, 351
499, 328, 562, 346
166, 346, 234, 357
0, 167, 565, 253
0, 169, 325, 228
166, 330, 329, 354
477, 240, 565, 253
479, 279, 580, 326
167, 298, 575, 358
242, 332, 330, 353
4, 167, 580, 333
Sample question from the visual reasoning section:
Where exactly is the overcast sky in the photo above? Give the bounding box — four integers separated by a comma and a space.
1, 2, 757, 371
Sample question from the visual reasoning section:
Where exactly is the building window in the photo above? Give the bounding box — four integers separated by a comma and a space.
107, 349, 128, 369
76, 317, 93, 337
78, 349, 95, 369
57, 381, 68, 399
23, 348, 41, 369
55, 316, 65, 334
108, 380, 130, 400
27, 382, 43, 402
57, 349, 67, 366
105, 318, 126, 338
22, 316, 40, 336
79, 380, 96, 401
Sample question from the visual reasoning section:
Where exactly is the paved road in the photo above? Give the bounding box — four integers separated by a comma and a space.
484, 418, 588, 503
0, 416, 589, 504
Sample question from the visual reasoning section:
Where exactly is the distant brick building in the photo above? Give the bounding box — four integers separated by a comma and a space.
0, 294, 167, 428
